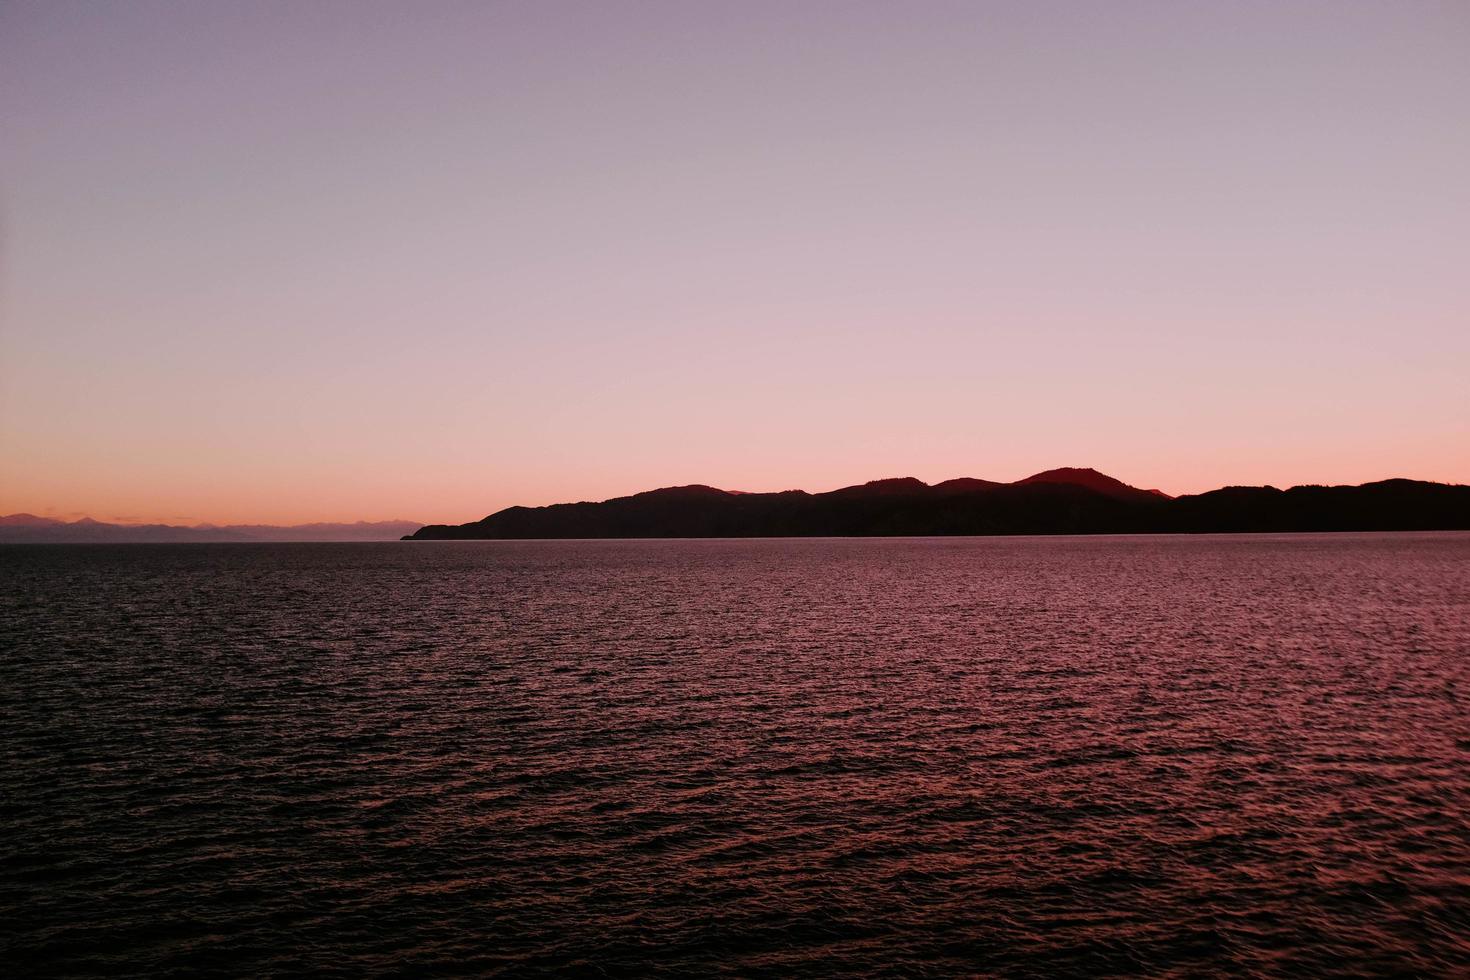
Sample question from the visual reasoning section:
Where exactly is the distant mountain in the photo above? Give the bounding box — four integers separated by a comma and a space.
0, 518, 423, 543
1016, 467, 1170, 503
0, 513, 64, 527
405, 470, 1470, 539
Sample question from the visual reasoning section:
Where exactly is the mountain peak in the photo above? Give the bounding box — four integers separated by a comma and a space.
630, 484, 731, 501
1020, 466, 1110, 483
934, 477, 1002, 493
830, 477, 930, 496
1017, 467, 1169, 502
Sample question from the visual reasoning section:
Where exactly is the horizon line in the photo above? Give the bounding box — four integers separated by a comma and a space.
10, 466, 1466, 530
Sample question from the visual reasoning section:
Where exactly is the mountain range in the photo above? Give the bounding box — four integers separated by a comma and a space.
405, 468, 1470, 539
0, 516, 422, 543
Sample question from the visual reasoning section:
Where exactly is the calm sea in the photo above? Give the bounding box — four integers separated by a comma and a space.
2, 535, 1468, 976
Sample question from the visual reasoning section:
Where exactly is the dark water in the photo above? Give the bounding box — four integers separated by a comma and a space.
2, 535, 1468, 977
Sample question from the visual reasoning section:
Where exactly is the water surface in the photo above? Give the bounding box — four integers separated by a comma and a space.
3, 535, 1468, 975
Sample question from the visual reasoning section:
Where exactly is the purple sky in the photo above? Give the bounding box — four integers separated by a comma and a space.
2, 1, 1466, 524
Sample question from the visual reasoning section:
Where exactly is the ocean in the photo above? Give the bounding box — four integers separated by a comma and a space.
2, 534, 1467, 976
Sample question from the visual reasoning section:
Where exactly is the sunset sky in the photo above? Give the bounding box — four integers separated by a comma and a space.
2, 1, 1467, 525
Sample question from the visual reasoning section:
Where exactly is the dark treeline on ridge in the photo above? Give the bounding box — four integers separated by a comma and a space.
406, 468, 1470, 539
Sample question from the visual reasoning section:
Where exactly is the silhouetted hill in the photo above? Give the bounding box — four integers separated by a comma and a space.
1167, 479, 1470, 533
1018, 467, 1169, 503
404, 470, 1470, 539
933, 477, 1004, 494
0, 518, 423, 543
830, 477, 932, 497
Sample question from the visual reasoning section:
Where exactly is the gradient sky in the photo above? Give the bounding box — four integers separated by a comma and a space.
2, 1, 1467, 525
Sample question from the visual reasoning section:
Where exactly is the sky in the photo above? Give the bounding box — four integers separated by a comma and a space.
2, 1, 1467, 525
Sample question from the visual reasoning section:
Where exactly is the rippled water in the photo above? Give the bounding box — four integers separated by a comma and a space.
2, 535, 1468, 976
